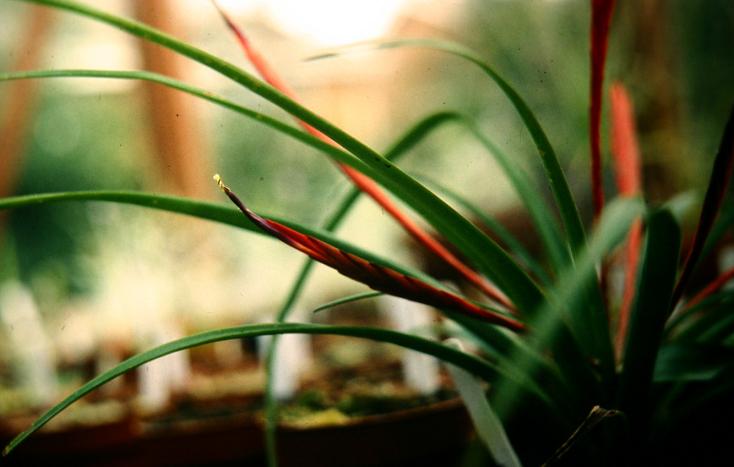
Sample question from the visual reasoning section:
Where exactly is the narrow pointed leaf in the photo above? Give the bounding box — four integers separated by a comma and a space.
213, 2, 510, 308
654, 343, 734, 382
617, 209, 681, 435
261, 110, 558, 467
0, 190, 443, 289
697, 198, 734, 264
273, 110, 463, 325
590, 0, 618, 219
312, 38, 586, 259
0, 69, 370, 175
417, 175, 551, 285
669, 292, 734, 343
672, 105, 734, 306
396, 113, 565, 277
211, 0, 297, 103
445, 338, 522, 467
312, 38, 618, 378
610, 83, 644, 357
444, 314, 575, 421
684, 266, 734, 309
312, 291, 383, 314
460, 119, 567, 274
216, 176, 525, 331
492, 198, 643, 418
1, 322, 502, 457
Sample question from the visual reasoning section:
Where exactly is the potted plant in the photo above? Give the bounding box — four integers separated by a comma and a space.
2, 0, 733, 465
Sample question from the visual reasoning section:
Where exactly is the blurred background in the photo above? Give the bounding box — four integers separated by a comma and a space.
0, 0, 732, 464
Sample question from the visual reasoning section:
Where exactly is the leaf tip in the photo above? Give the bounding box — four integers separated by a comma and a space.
213, 173, 226, 192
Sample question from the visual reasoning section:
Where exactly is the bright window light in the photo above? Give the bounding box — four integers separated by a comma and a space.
264, 0, 407, 46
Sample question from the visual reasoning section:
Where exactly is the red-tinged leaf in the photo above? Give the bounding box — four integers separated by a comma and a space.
212, 1, 513, 310
341, 171, 515, 311
684, 266, 734, 310
672, 105, 734, 306
214, 175, 525, 332
211, 1, 299, 104
590, 0, 618, 221
610, 84, 641, 196
609, 83, 643, 358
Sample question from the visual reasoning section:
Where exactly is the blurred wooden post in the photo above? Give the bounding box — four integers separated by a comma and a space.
132, 1, 211, 198
0, 5, 55, 214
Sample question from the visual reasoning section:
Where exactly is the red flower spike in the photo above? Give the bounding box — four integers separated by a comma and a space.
672, 105, 734, 306
685, 266, 734, 310
214, 175, 525, 332
610, 83, 643, 357
590, 0, 618, 222
610, 84, 641, 197
211, 1, 514, 312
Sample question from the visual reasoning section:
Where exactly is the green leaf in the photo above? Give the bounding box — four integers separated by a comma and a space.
667, 292, 734, 342
672, 105, 734, 305
0, 191, 442, 289
654, 343, 734, 382
617, 209, 681, 434
445, 338, 522, 467
1, 322, 502, 457
12, 0, 543, 315
417, 176, 551, 285
268, 111, 480, 326
693, 309, 734, 344
262, 110, 484, 466
273, 111, 465, 320
459, 119, 568, 273
698, 200, 734, 266
393, 111, 565, 277
0, 69, 369, 176
492, 198, 644, 418
313, 38, 615, 378
313, 38, 586, 259
444, 314, 573, 423
217, 178, 525, 329
312, 291, 383, 313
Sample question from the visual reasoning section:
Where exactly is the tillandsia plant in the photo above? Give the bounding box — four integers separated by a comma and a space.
2, 0, 734, 465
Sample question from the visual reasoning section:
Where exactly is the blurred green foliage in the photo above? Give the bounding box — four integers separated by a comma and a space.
6, 91, 146, 298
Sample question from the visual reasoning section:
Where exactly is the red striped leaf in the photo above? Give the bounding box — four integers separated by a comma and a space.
672, 105, 734, 306
211, 1, 513, 310
214, 175, 524, 332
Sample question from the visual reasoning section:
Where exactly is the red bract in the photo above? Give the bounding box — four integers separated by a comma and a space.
610, 84, 641, 197
212, 1, 513, 311
609, 83, 643, 357
214, 175, 525, 332
590, 0, 618, 221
